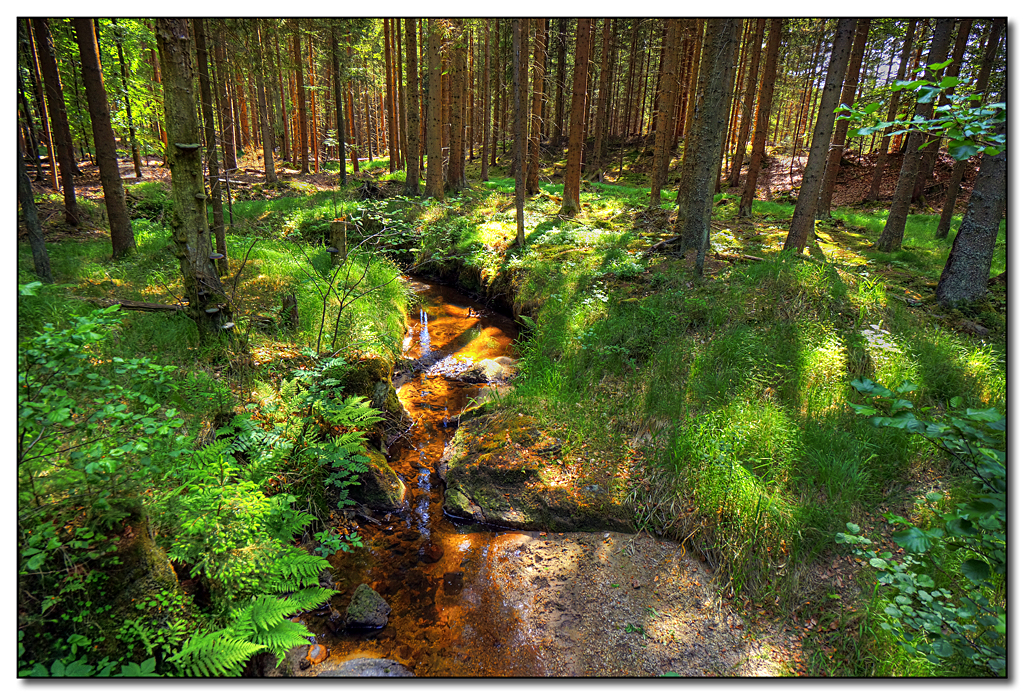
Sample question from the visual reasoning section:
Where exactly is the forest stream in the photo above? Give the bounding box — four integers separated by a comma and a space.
300, 279, 546, 676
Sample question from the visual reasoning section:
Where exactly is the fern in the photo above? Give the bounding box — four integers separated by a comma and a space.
168, 630, 265, 677
263, 548, 331, 594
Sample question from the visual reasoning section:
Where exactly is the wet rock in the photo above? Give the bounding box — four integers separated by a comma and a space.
347, 447, 406, 511
420, 543, 444, 564
456, 357, 516, 384
345, 583, 391, 629
443, 571, 465, 595
326, 607, 345, 634
398, 529, 421, 542
307, 643, 329, 666
318, 657, 414, 677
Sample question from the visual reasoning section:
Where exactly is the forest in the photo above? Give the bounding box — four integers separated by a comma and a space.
17, 17, 1006, 678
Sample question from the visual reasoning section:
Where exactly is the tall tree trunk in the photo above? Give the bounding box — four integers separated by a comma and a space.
489, 19, 501, 168
73, 17, 134, 258
18, 150, 53, 283
875, 18, 955, 252
914, 18, 972, 202
739, 19, 783, 218
512, 18, 527, 244
448, 19, 467, 191
673, 18, 741, 275
526, 18, 546, 195
22, 21, 58, 188
783, 18, 857, 253
272, 28, 288, 165
111, 19, 143, 177
816, 18, 871, 219
590, 18, 613, 176
308, 41, 319, 173
728, 18, 766, 187
155, 18, 230, 337
384, 18, 399, 172
551, 19, 568, 150
560, 18, 593, 217
332, 27, 347, 187
649, 19, 683, 206
404, 18, 421, 196
214, 39, 237, 171
425, 19, 444, 200
397, 19, 408, 171
193, 18, 228, 275
292, 25, 309, 174
32, 18, 80, 226
936, 18, 1003, 239
867, 18, 918, 201
682, 20, 705, 147
935, 120, 1005, 306
480, 18, 491, 181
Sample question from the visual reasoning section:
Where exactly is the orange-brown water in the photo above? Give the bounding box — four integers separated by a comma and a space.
310, 279, 544, 676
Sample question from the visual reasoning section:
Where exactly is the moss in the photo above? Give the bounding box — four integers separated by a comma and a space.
348, 447, 406, 511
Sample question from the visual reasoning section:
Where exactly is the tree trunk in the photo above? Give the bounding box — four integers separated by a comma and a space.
783, 18, 857, 253
560, 18, 593, 217
526, 18, 546, 195
875, 18, 955, 252
425, 19, 444, 200
111, 19, 143, 178
480, 18, 491, 181
590, 18, 613, 176
738, 19, 783, 218
193, 18, 228, 275
816, 18, 871, 219
935, 127, 1005, 306
271, 28, 288, 165
18, 151, 53, 283
73, 17, 134, 258
936, 18, 1003, 239
552, 19, 568, 151
214, 39, 237, 171
155, 18, 230, 337
292, 26, 309, 174
867, 18, 917, 201
649, 19, 683, 207
674, 18, 741, 275
384, 18, 399, 173
21, 21, 58, 188
331, 26, 347, 187
728, 18, 766, 188
512, 18, 527, 244
32, 18, 79, 226
404, 18, 421, 195
448, 19, 467, 191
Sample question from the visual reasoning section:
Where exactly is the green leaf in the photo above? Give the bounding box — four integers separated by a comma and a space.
845, 522, 861, 534
960, 559, 990, 583
892, 527, 935, 553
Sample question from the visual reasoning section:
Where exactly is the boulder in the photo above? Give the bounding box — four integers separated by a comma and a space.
439, 413, 632, 532
456, 357, 517, 384
318, 658, 414, 677
345, 583, 391, 629
346, 446, 406, 511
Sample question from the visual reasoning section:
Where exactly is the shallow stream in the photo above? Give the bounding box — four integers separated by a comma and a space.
308, 279, 544, 676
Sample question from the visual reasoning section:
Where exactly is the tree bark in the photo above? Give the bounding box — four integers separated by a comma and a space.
156, 18, 230, 337
728, 18, 766, 188
18, 151, 53, 283
552, 19, 568, 151
738, 19, 783, 218
425, 19, 444, 200
214, 39, 237, 171
816, 17, 871, 219
590, 18, 613, 176
875, 18, 955, 252
935, 126, 1005, 305
783, 18, 857, 253
480, 18, 491, 181
512, 18, 527, 245
649, 19, 683, 207
21, 21, 58, 188
403, 18, 421, 196
32, 18, 80, 226
936, 18, 1003, 239
560, 18, 593, 217
384, 18, 398, 172
673, 18, 741, 274
867, 19, 918, 201
73, 17, 134, 258
331, 26, 347, 187
193, 18, 228, 275
292, 25, 309, 174
448, 19, 467, 191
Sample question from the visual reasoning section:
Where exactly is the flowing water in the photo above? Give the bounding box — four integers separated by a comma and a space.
309, 279, 544, 676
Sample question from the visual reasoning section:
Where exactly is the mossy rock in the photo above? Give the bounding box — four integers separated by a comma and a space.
346, 446, 406, 511
345, 583, 391, 628
342, 356, 409, 448
439, 413, 632, 532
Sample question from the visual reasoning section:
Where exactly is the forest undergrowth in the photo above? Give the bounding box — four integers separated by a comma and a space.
17, 144, 1006, 677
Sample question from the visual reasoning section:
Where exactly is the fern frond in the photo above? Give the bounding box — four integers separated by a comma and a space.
168, 629, 264, 677
287, 586, 338, 612
263, 549, 331, 593
251, 617, 313, 665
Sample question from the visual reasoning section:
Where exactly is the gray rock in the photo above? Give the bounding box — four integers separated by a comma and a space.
345, 583, 391, 629
318, 657, 414, 677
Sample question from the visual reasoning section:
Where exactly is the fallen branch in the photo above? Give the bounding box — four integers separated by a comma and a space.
72, 297, 183, 312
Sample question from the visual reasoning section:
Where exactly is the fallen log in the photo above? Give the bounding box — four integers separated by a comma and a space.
72, 296, 183, 312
